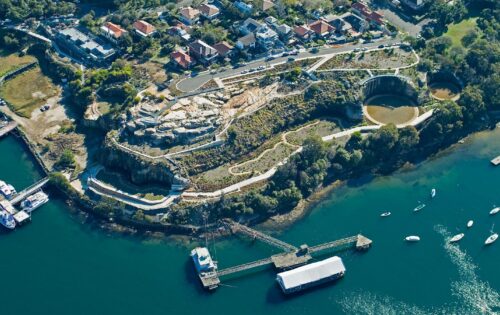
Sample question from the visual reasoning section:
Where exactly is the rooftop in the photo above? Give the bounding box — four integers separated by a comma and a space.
133, 20, 156, 35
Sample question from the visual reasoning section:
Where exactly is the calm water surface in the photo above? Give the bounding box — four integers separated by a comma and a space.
0, 129, 499, 315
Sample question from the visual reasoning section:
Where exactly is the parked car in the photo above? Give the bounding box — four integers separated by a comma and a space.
265, 56, 275, 61
257, 65, 265, 70
287, 57, 296, 62
378, 44, 385, 48
290, 49, 299, 55
354, 48, 361, 52
310, 47, 319, 53
281, 52, 289, 57
241, 70, 249, 74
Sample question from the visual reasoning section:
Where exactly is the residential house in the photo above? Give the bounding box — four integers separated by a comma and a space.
56, 28, 115, 65
168, 23, 191, 41
236, 33, 256, 50
400, 0, 427, 11
198, 4, 220, 20
294, 25, 312, 41
341, 13, 369, 34
100, 22, 127, 43
265, 16, 277, 26
276, 24, 292, 38
133, 20, 156, 37
262, 0, 274, 12
171, 50, 194, 69
239, 18, 264, 35
327, 16, 352, 34
234, 1, 253, 15
308, 19, 334, 38
213, 41, 234, 58
351, 2, 385, 30
256, 25, 278, 50
180, 7, 200, 25
188, 40, 218, 64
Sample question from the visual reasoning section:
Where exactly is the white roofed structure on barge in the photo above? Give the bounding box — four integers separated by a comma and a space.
276, 256, 346, 293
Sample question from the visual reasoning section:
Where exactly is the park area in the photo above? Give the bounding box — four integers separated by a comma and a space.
0, 66, 58, 118
445, 18, 478, 48
0, 50, 36, 77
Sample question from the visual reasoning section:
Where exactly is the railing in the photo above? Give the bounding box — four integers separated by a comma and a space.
308, 236, 359, 254
10, 177, 49, 204
217, 257, 273, 277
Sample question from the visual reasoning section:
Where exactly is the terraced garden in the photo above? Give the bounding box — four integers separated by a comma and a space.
229, 141, 296, 175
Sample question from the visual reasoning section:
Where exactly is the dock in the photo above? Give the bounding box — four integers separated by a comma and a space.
0, 121, 18, 138
491, 156, 500, 166
198, 219, 373, 290
10, 177, 49, 205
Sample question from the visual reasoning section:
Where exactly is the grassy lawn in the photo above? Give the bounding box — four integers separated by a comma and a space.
445, 18, 478, 47
0, 67, 58, 118
0, 50, 36, 77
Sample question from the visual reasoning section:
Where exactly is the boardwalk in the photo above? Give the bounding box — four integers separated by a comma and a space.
10, 177, 49, 205
0, 121, 18, 138
217, 257, 273, 277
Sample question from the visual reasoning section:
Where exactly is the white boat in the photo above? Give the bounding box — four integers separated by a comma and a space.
21, 191, 49, 213
467, 220, 474, 228
449, 233, 464, 243
484, 233, 498, 245
431, 188, 436, 198
489, 207, 500, 215
414, 204, 426, 212
0, 180, 16, 199
190, 247, 217, 274
0, 209, 16, 229
405, 236, 420, 242
380, 212, 391, 217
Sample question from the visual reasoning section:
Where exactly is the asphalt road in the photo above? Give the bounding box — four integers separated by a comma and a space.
176, 38, 400, 92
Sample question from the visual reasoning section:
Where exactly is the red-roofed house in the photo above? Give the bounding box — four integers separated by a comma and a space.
351, 1, 385, 30
198, 4, 220, 20
308, 19, 334, 37
180, 7, 200, 25
294, 25, 312, 41
101, 22, 127, 43
213, 41, 234, 57
133, 20, 156, 37
171, 50, 194, 69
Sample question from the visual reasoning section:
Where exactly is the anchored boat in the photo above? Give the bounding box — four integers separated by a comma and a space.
449, 233, 464, 243
380, 212, 391, 217
0, 180, 16, 199
0, 209, 16, 230
21, 191, 49, 213
431, 188, 436, 198
405, 236, 420, 242
414, 204, 426, 212
485, 234, 498, 245
489, 207, 499, 215
467, 220, 473, 228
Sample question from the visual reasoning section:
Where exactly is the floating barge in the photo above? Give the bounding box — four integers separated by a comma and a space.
491, 156, 500, 166
276, 256, 346, 294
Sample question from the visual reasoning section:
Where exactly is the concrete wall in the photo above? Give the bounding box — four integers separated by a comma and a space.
362, 75, 419, 103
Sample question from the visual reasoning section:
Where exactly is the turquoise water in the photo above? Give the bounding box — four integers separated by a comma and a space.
0, 129, 499, 315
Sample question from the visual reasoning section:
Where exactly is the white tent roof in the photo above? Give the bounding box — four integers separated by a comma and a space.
277, 256, 346, 289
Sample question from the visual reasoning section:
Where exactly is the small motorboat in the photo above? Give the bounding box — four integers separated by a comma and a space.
467, 220, 474, 228
489, 207, 500, 215
380, 212, 391, 217
414, 204, 426, 212
449, 233, 464, 243
484, 233, 498, 245
405, 236, 420, 242
431, 188, 436, 198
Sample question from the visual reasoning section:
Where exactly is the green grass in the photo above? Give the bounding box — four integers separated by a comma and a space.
445, 18, 478, 48
0, 67, 58, 118
0, 50, 36, 77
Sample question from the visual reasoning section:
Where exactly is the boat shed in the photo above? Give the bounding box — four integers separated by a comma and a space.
13, 210, 30, 224
276, 256, 346, 293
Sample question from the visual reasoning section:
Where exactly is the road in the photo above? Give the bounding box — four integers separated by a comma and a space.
176, 38, 400, 92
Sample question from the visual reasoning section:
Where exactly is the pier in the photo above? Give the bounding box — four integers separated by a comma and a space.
10, 177, 49, 205
199, 220, 372, 289
0, 121, 18, 138
491, 156, 500, 166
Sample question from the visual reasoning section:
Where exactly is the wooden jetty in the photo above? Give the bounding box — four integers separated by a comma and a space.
491, 156, 500, 166
0, 121, 18, 138
199, 219, 373, 290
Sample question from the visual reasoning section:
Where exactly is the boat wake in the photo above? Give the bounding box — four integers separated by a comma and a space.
337, 226, 499, 315
434, 225, 500, 314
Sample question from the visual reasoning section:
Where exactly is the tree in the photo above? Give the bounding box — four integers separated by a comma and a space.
461, 29, 478, 47
55, 149, 76, 170
458, 85, 486, 123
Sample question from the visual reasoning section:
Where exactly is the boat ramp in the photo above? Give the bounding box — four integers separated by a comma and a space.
198, 219, 372, 290
0, 121, 17, 138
